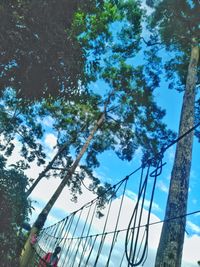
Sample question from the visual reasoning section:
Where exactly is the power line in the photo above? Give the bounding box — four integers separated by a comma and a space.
43, 121, 200, 230
32, 122, 200, 267
42, 209, 200, 241
32, 208, 200, 267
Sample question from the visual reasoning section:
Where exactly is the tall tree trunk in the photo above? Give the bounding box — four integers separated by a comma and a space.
155, 44, 199, 267
20, 111, 106, 267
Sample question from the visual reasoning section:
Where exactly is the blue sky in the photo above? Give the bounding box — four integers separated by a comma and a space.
3, 2, 199, 266
92, 77, 200, 232
21, 74, 200, 267
20, 13, 200, 267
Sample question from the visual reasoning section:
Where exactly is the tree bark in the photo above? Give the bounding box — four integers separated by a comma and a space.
20, 112, 105, 267
155, 44, 199, 267
37, 111, 105, 220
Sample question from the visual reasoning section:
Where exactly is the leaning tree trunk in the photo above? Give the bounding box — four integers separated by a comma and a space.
26, 123, 88, 197
20, 112, 106, 267
155, 44, 199, 267
26, 141, 70, 197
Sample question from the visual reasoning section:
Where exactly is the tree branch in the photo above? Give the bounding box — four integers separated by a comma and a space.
141, 36, 163, 47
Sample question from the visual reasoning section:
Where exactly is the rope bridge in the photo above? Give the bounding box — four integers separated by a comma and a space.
29, 122, 200, 267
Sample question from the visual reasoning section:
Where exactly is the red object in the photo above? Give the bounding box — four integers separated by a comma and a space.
30, 234, 37, 245
38, 252, 59, 267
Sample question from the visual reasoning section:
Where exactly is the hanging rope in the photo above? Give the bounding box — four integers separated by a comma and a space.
32, 208, 200, 266
30, 122, 200, 267
125, 153, 165, 266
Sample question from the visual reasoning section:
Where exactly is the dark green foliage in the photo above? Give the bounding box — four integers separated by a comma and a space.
0, 0, 86, 99
148, 0, 200, 135
0, 156, 30, 267
111, 0, 142, 58
0, 0, 123, 99
0, 89, 46, 169
149, 0, 200, 89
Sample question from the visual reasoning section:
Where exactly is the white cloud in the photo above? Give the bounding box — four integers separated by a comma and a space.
41, 116, 54, 127
126, 190, 161, 212
6, 136, 199, 266
4, 138, 49, 181
34, 184, 162, 266
44, 133, 57, 149
183, 234, 200, 266
187, 221, 200, 234
157, 180, 169, 193
29, 175, 97, 226
141, 1, 154, 16
25, 161, 44, 180
144, 199, 161, 212
30, 175, 200, 267
126, 190, 137, 201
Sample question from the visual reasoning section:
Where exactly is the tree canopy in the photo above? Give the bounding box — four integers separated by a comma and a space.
0, 1, 183, 266
0, 0, 175, 195
0, 0, 142, 99
0, 0, 114, 98
149, 0, 200, 90
0, 156, 30, 267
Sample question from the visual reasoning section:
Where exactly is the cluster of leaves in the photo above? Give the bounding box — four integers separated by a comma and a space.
148, 0, 200, 141
0, 156, 30, 267
100, 61, 176, 163
149, 0, 200, 90
0, 0, 133, 99
0, 0, 91, 98
0, 89, 46, 172
65, 164, 115, 215
0, 0, 147, 101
